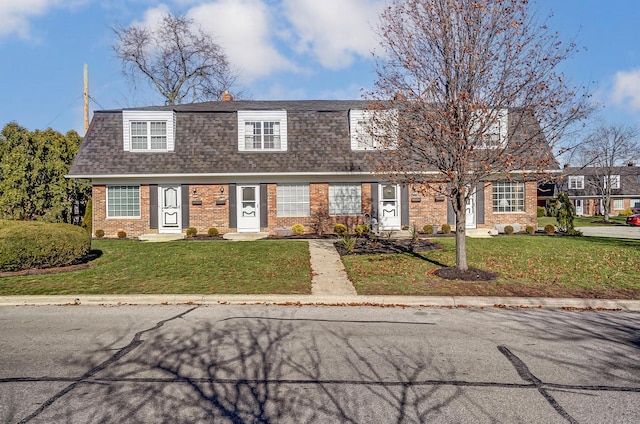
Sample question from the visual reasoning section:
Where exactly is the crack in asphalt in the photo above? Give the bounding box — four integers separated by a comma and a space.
15, 307, 198, 424
498, 345, 579, 424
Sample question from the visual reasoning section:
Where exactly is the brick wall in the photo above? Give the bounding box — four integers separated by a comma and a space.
482, 181, 538, 229
407, 185, 449, 229
92, 184, 152, 238
188, 184, 230, 234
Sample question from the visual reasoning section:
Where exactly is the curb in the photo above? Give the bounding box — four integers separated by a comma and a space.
0, 295, 638, 311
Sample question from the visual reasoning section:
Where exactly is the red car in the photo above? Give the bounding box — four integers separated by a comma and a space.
627, 214, 640, 226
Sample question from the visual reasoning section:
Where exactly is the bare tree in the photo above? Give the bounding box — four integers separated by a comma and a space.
575, 124, 639, 222
113, 13, 237, 105
369, 0, 591, 272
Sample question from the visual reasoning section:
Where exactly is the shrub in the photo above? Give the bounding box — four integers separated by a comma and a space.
355, 224, 370, 236
333, 223, 347, 235
525, 225, 535, 235
291, 223, 305, 235
117, 230, 127, 239
186, 227, 197, 237
544, 224, 555, 234
423, 224, 434, 234
504, 225, 514, 235
537, 206, 546, 218
94, 229, 105, 239
549, 192, 575, 232
81, 199, 92, 234
619, 207, 633, 217
0, 220, 90, 271
207, 227, 219, 237
441, 223, 451, 234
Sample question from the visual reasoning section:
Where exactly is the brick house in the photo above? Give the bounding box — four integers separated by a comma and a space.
547, 165, 640, 216
69, 98, 545, 238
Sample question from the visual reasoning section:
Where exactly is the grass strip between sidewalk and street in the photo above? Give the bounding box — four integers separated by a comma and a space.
342, 236, 640, 299
0, 240, 311, 295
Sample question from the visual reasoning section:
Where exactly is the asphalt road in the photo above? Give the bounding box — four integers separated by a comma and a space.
1, 305, 638, 423
577, 225, 640, 239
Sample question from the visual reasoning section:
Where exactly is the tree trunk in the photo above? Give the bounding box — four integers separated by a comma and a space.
452, 191, 468, 271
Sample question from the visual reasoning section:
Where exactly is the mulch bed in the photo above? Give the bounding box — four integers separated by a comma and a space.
334, 237, 442, 256
433, 267, 498, 281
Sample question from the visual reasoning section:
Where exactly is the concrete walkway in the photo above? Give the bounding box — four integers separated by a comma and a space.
577, 226, 640, 239
308, 239, 357, 296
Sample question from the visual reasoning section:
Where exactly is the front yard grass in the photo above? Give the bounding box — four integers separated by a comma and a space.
342, 236, 640, 299
0, 240, 311, 295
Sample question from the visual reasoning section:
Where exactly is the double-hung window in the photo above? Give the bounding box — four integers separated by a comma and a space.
238, 110, 287, 151
612, 199, 624, 210
492, 181, 524, 213
604, 175, 620, 189
350, 109, 398, 150
329, 184, 362, 215
277, 184, 309, 217
568, 176, 584, 190
472, 108, 508, 149
107, 185, 140, 218
123, 110, 175, 151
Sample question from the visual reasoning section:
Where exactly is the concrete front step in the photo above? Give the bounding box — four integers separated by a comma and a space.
138, 233, 186, 242
223, 232, 269, 241
466, 228, 498, 238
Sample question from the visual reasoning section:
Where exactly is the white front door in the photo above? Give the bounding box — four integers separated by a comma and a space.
237, 185, 260, 232
466, 189, 476, 229
575, 199, 583, 216
159, 185, 181, 233
378, 184, 401, 230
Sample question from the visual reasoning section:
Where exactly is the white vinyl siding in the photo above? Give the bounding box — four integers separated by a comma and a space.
492, 181, 525, 213
604, 175, 621, 189
350, 109, 398, 150
473, 108, 508, 149
568, 176, 584, 190
107, 185, 140, 218
329, 184, 362, 215
238, 110, 287, 151
277, 184, 309, 217
122, 110, 175, 152
612, 199, 624, 210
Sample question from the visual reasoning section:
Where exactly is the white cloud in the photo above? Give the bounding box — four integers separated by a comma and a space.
187, 0, 296, 82
0, 0, 62, 41
611, 69, 640, 111
282, 0, 384, 70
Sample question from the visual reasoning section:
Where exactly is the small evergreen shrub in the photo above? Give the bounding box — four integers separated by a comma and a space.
441, 223, 451, 234
117, 230, 127, 239
504, 225, 514, 235
537, 206, 546, 218
291, 223, 305, 235
339, 234, 357, 252
0, 220, 90, 271
355, 224, 370, 236
186, 227, 198, 237
544, 224, 555, 234
423, 224, 434, 234
94, 229, 105, 239
333, 223, 347, 235
207, 227, 219, 237
619, 207, 633, 217
81, 199, 92, 234
526, 225, 535, 235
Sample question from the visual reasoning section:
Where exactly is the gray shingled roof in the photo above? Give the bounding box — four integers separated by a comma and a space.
69, 100, 555, 177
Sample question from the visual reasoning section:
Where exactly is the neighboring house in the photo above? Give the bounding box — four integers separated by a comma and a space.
552, 165, 640, 216
69, 98, 547, 238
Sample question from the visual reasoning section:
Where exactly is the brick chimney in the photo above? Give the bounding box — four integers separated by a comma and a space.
221, 90, 233, 101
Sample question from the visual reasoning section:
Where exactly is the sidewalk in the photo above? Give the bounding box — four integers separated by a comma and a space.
1, 239, 639, 311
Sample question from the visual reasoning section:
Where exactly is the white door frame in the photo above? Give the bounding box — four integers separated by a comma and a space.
378, 183, 401, 230
466, 189, 477, 229
237, 185, 261, 232
158, 185, 182, 233
575, 199, 584, 216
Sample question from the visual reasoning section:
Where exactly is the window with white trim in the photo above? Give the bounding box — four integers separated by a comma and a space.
472, 108, 508, 149
107, 185, 140, 218
604, 175, 620, 189
568, 176, 584, 190
329, 184, 362, 215
277, 184, 309, 217
238, 110, 287, 151
630, 199, 640, 210
122, 110, 175, 152
350, 109, 398, 150
492, 181, 524, 213
612, 199, 624, 210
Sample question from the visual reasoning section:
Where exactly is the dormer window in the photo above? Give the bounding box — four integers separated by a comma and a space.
350, 109, 398, 150
568, 176, 584, 190
123, 110, 175, 152
604, 175, 620, 189
473, 108, 508, 149
238, 110, 287, 151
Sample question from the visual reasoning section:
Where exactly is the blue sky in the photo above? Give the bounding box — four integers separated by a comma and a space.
1, 0, 640, 136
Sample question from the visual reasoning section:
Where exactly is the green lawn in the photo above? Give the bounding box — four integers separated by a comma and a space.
342, 236, 640, 298
538, 215, 629, 227
0, 240, 311, 295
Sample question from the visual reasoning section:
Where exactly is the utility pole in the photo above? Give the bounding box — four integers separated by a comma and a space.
83, 63, 89, 134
